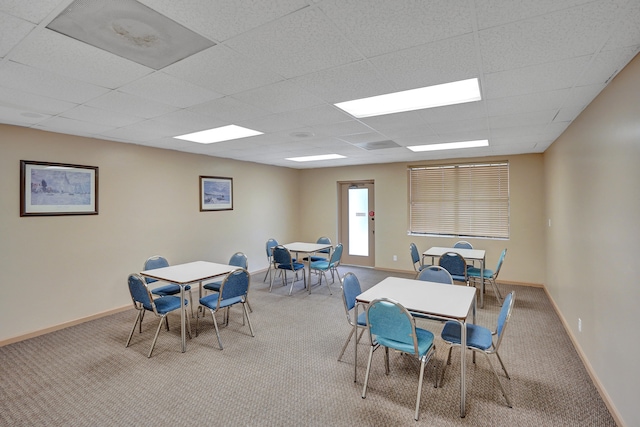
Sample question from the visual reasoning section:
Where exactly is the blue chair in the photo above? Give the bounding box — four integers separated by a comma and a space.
338, 272, 367, 362
144, 255, 194, 318
203, 252, 252, 312
125, 273, 191, 358
362, 298, 437, 421
410, 243, 428, 273
438, 252, 468, 285
310, 243, 343, 294
271, 245, 306, 295
440, 291, 515, 408
413, 266, 454, 321
468, 248, 507, 306
416, 265, 454, 284
453, 240, 473, 249
454, 240, 476, 269
263, 238, 279, 283
307, 236, 332, 262
196, 268, 254, 350
203, 252, 248, 293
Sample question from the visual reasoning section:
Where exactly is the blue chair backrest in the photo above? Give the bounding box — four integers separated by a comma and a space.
341, 272, 362, 311
439, 252, 466, 277
496, 292, 514, 338
454, 241, 473, 249
330, 243, 343, 265
272, 245, 292, 265
367, 299, 414, 347
229, 252, 248, 269
494, 248, 507, 275
410, 243, 420, 264
143, 256, 169, 284
417, 266, 453, 284
220, 269, 250, 300
266, 239, 278, 257
317, 236, 331, 253
128, 274, 153, 310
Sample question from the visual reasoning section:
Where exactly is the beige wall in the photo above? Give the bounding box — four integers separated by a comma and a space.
298, 154, 546, 285
0, 125, 299, 341
544, 54, 640, 427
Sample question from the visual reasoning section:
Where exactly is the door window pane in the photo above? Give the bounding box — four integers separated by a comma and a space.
348, 188, 368, 256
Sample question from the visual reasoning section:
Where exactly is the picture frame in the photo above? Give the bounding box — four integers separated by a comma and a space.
200, 176, 233, 211
20, 160, 98, 217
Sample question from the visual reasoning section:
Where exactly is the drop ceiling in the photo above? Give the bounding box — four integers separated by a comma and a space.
1, 0, 639, 169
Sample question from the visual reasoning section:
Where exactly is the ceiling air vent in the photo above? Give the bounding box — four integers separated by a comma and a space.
46, 0, 215, 70
353, 140, 401, 150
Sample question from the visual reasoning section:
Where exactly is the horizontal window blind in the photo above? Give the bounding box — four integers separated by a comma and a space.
409, 162, 509, 238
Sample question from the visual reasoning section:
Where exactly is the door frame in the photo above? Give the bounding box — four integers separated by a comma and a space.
338, 180, 375, 267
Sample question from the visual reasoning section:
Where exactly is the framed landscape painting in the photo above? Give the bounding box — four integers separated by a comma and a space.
20, 160, 98, 216
200, 176, 233, 211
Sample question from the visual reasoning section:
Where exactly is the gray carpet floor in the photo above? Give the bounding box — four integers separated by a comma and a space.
0, 266, 616, 426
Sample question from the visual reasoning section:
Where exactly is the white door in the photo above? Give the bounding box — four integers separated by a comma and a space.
339, 181, 375, 267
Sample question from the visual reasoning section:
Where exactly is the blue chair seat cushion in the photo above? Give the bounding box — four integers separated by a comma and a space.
200, 293, 243, 310
441, 321, 493, 351
277, 262, 305, 271
151, 295, 185, 314
203, 280, 222, 292
310, 260, 333, 270
375, 327, 434, 357
450, 274, 467, 282
467, 267, 494, 279
151, 283, 191, 296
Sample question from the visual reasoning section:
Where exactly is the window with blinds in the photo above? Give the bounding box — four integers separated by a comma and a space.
409, 162, 509, 239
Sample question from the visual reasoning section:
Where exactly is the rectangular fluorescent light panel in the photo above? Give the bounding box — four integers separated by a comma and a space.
408, 139, 489, 152
286, 154, 346, 162
334, 78, 481, 118
174, 125, 263, 144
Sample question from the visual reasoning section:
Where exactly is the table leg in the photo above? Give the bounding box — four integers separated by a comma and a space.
180, 284, 186, 352
354, 302, 358, 382
460, 318, 466, 417
480, 258, 485, 308
307, 253, 312, 294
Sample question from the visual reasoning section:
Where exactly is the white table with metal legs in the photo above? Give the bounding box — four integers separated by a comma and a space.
141, 261, 236, 352
423, 246, 487, 308
355, 276, 477, 418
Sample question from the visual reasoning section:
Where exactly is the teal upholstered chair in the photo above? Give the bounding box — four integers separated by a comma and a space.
263, 238, 279, 283
309, 243, 343, 294
410, 243, 427, 273
271, 245, 306, 295
203, 252, 251, 312
196, 268, 254, 350
126, 273, 191, 358
144, 255, 194, 318
468, 248, 507, 306
416, 265, 454, 284
440, 291, 515, 408
438, 252, 468, 286
338, 272, 367, 362
362, 298, 437, 421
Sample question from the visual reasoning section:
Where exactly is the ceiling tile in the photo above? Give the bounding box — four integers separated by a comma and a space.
479, 1, 624, 73
10, 28, 153, 88
0, 12, 35, 57
225, 7, 362, 78
119, 71, 223, 108
163, 44, 283, 95
0, 61, 109, 103
85, 91, 178, 119
320, 0, 474, 57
